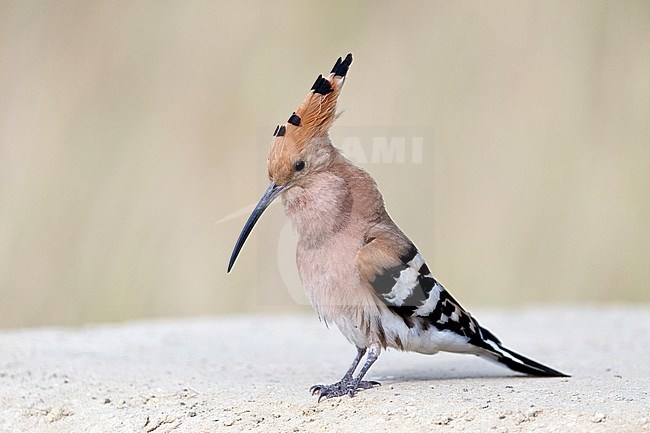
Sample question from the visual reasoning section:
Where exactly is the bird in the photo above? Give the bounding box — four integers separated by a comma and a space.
227, 53, 568, 402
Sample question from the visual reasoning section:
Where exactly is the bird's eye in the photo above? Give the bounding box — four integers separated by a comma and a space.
294, 160, 305, 172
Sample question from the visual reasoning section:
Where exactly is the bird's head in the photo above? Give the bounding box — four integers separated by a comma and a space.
227, 54, 353, 272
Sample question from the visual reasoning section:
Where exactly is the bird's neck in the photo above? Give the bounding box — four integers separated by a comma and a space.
282, 169, 352, 249
282, 153, 387, 249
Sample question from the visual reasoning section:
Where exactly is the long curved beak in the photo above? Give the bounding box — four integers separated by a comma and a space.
227, 182, 285, 272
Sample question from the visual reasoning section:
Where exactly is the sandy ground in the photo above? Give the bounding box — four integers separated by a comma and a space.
0, 306, 648, 433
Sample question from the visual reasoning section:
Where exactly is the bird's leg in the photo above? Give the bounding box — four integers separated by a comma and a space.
341, 346, 366, 382
310, 346, 380, 401
345, 344, 380, 397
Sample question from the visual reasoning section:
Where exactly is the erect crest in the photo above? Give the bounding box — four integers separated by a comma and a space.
267, 54, 353, 185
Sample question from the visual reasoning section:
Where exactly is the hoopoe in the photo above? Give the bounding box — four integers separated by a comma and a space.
228, 53, 567, 401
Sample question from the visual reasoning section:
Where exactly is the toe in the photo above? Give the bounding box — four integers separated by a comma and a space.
356, 380, 381, 390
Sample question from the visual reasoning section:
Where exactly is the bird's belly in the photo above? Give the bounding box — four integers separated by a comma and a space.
297, 246, 385, 348
331, 314, 373, 348
297, 243, 364, 314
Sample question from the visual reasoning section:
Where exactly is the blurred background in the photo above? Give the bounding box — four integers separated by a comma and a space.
0, 1, 648, 328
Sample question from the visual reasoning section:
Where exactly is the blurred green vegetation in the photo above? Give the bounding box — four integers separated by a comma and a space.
0, 1, 648, 328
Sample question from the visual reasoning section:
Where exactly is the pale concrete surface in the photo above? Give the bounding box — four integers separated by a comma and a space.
0, 306, 648, 433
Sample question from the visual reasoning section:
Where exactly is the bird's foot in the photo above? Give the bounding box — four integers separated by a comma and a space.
310, 379, 380, 402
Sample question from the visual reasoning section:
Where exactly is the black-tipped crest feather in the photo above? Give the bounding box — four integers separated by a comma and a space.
311, 74, 333, 95
331, 53, 353, 77
288, 112, 301, 126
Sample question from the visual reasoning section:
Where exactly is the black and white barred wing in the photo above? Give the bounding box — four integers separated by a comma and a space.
366, 242, 567, 377
369, 243, 498, 346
